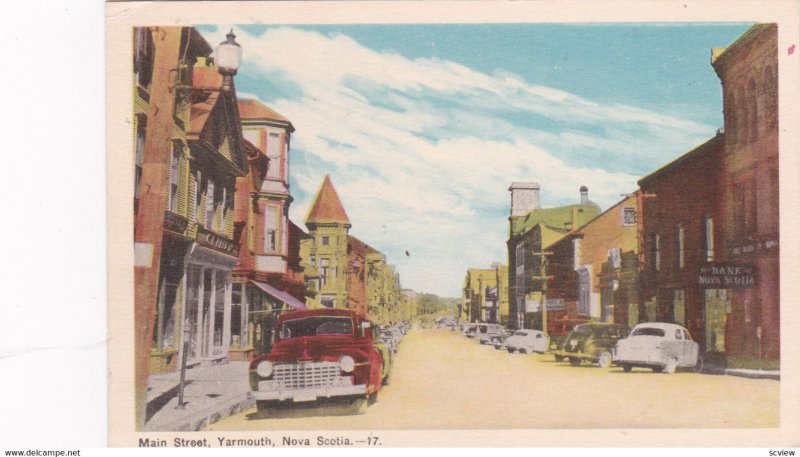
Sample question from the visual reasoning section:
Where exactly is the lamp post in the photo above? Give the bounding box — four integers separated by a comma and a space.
215, 29, 242, 92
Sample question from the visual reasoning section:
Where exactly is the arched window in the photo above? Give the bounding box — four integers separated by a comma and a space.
736, 86, 748, 144
748, 78, 758, 142
763, 66, 778, 130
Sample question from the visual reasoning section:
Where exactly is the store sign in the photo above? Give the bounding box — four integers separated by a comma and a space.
698, 263, 758, 289
525, 299, 540, 313
726, 236, 779, 258
197, 227, 239, 257
546, 298, 565, 311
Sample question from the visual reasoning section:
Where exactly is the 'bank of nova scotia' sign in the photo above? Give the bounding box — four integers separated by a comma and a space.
698, 263, 758, 289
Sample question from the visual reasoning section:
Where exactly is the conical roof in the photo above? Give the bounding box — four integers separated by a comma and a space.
305, 175, 351, 226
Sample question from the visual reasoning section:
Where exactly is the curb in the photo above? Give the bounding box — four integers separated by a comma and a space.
145, 393, 255, 432
724, 369, 780, 381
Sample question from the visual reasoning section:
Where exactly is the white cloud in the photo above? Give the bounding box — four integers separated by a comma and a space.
201, 26, 718, 297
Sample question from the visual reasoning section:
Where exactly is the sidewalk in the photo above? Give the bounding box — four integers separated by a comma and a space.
702, 363, 780, 380
144, 361, 254, 431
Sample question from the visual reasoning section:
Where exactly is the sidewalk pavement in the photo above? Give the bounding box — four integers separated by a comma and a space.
144, 361, 254, 431
703, 364, 780, 380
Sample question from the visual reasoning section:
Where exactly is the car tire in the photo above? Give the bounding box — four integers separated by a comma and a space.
652, 365, 664, 373
554, 355, 564, 362
664, 358, 678, 374
621, 363, 632, 373
494, 345, 502, 350
382, 374, 391, 386
694, 357, 704, 373
507, 348, 515, 353
569, 357, 581, 366
520, 348, 528, 354
598, 351, 612, 369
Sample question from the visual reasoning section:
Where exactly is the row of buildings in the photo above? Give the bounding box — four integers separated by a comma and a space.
132, 26, 410, 425
462, 24, 779, 369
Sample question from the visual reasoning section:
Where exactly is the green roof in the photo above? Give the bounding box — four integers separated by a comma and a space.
510, 203, 601, 237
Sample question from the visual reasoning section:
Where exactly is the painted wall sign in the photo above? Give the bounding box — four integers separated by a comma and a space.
726, 236, 779, 257
698, 263, 758, 289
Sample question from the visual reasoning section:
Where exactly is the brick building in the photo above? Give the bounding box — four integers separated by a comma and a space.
711, 24, 779, 367
638, 134, 725, 361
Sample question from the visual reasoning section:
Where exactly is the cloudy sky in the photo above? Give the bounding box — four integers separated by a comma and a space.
199, 23, 750, 297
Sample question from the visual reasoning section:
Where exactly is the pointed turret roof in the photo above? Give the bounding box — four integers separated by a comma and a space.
305, 175, 351, 226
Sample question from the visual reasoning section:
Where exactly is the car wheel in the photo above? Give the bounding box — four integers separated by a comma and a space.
494, 344, 502, 350
621, 363, 632, 373
569, 357, 581, 366
664, 358, 678, 374
598, 351, 612, 369
382, 374, 391, 386
507, 348, 515, 353
554, 355, 564, 362
694, 357, 704, 373
652, 365, 664, 373
520, 348, 528, 354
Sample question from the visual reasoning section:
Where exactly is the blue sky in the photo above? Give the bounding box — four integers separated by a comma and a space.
199, 23, 751, 297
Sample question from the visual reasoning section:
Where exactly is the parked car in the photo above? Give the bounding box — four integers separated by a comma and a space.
462, 323, 479, 338
504, 329, 547, 354
548, 318, 591, 361
248, 308, 385, 413
613, 322, 701, 374
490, 329, 515, 350
476, 324, 506, 344
378, 329, 397, 353
554, 322, 628, 367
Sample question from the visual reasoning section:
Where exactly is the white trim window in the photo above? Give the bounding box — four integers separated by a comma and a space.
205, 178, 215, 229
264, 205, 279, 253
168, 141, 181, 213
266, 132, 281, 180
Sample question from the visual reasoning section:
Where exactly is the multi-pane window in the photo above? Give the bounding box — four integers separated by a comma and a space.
266, 132, 281, 180
673, 289, 685, 325
674, 224, 685, 271
134, 117, 146, 199
205, 178, 215, 229
264, 206, 279, 253
648, 233, 661, 272
168, 141, 181, 213
321, 236, 330, 246
622, 207, 636, 226
704, 217, 715, 261
320, 258, 330, 287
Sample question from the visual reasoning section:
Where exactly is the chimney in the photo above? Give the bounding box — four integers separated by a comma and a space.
580, 186, 589, 205
509, 182, 541, 217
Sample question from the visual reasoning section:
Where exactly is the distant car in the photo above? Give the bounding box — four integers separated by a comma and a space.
504, 329, 547, 354
379, 329, 397, 353
548, 318, 591, 361
476, 324, 506, 344
554, 322, 628, 368
490, 329, 515, 350
462, 323, 479, 338
613, 323, 702, 374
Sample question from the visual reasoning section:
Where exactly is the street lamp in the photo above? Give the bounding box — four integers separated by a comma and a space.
216, 29, 242, 92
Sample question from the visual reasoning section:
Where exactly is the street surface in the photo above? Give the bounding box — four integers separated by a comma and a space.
207, 328, 778, 430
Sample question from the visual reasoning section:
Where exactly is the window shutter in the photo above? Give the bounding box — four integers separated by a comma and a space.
177, 148, 188, 216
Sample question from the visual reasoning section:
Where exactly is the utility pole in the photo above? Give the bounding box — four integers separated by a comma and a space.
531, 251, 553, 335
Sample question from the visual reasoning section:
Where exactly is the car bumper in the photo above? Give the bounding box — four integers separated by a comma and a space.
253, 382, 367, 402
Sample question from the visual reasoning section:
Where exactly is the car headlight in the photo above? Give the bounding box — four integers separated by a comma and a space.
256, 361, 273, 378
339, 355, 355, 373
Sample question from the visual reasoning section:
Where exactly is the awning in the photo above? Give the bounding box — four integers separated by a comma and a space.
250, 281, 307, 310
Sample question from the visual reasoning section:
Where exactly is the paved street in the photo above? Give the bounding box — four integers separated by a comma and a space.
206, 328, 778, 430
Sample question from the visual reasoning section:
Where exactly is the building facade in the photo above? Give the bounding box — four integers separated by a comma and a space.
711, 24, 779, 367
134, 27, 249, 374
230, 98, 306, 360
507, 183, 600, 329
546, 194, 640, 327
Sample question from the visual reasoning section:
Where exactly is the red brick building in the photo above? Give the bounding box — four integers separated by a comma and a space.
638, 134, 725, 362
711, 24, 779, 367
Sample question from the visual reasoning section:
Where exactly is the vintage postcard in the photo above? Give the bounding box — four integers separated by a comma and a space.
106, 0, 800, 448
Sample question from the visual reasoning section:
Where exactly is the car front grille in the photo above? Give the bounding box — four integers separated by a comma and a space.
272, 361, 344, 389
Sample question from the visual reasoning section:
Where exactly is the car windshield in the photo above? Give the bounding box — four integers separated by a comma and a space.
279, 316, 353, 339
632, 327, 665, 337
514, 331, 528, 336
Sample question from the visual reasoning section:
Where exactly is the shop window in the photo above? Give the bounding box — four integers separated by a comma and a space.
213, 273, 227, 355
673, 289, 685, 325
153, 278, 179, 351
704, 217, 715, 261
231, 284, 242, 348
577, 267, 591, 316
168, 141, 181, 213
184, 265, 202, 360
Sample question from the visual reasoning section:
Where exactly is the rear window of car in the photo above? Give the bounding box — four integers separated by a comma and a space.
514, 331, 528, 336
632, 327, 665, 337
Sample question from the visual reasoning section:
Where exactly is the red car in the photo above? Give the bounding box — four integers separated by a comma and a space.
248, 308, 385, 413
